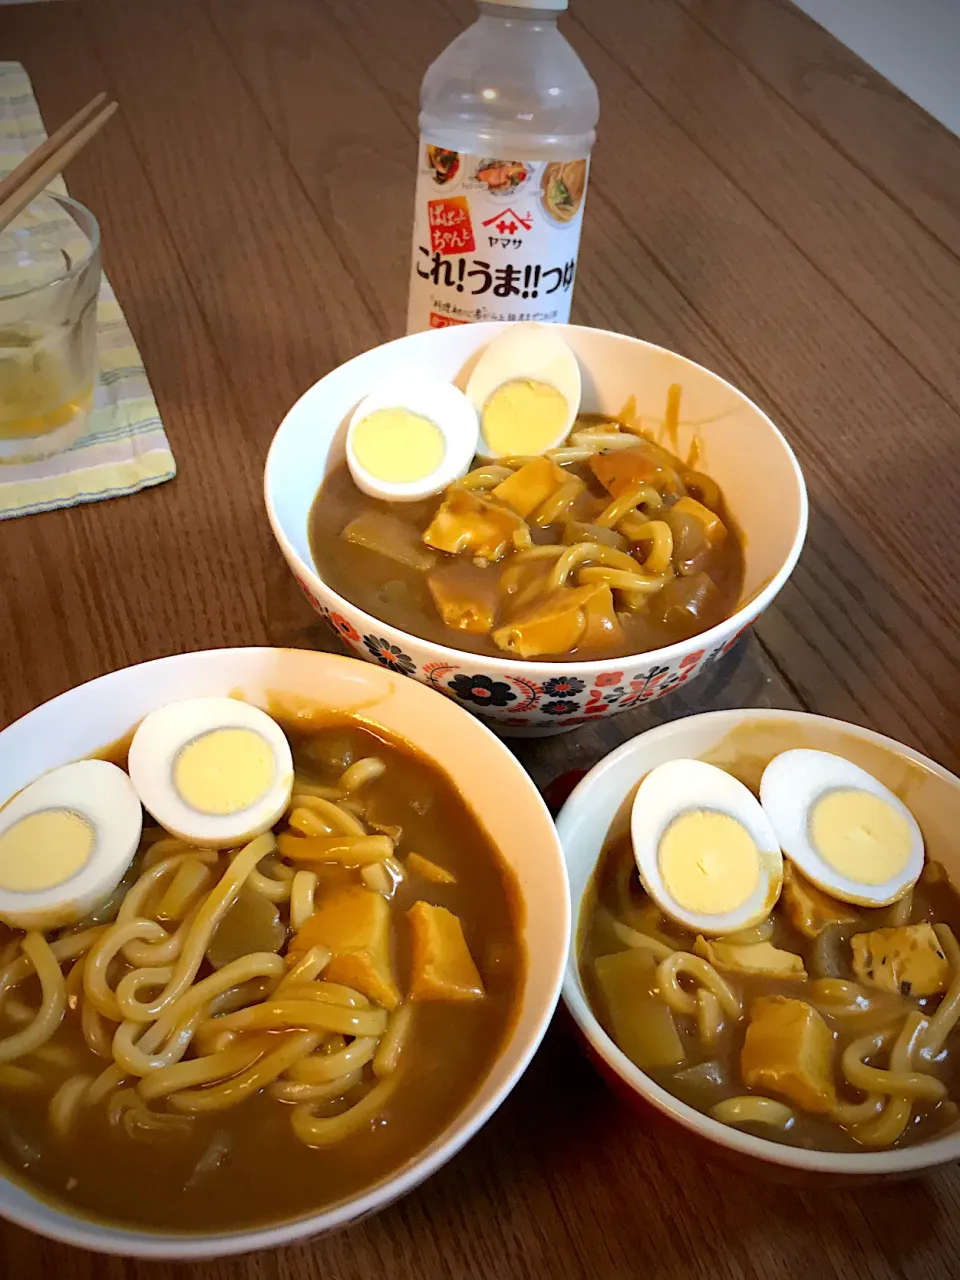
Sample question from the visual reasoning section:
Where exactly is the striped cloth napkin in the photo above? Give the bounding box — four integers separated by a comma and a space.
0, 63, 175, 519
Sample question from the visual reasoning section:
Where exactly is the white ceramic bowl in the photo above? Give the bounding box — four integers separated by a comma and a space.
265, 323, 807, 735
0, 648, 569, 1258
557, 708, 960, 1179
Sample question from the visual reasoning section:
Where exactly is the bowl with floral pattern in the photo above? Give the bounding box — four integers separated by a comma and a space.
264, 323, 807, 735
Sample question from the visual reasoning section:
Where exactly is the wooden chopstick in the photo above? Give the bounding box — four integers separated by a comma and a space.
0, 92, 107, 209
0, 96, 118, 234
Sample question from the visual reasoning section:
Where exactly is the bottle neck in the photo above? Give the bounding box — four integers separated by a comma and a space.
477, 4, 559, 28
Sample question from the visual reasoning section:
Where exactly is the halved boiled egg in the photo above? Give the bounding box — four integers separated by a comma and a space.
759, 750, 923, 906
632, 759, 783, 935
346, 376, 479, 501
128, 698, 294, 849
466, 323, 581, 459
0, 761, 143, 930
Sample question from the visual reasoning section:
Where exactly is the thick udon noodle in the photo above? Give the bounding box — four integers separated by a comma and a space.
652, 923, 960, 1145
581, 846, 960, 1151
0, 758, 416, 1154
309, 410, 746, 665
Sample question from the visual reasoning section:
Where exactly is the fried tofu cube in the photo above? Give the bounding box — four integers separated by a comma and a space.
407, 901, 484, 1002
694, 937, 807, 981
423, 489, 530, 563
740, 996, 837, 1114
427, 566, 497, 634
780, 863, 858, 939
289, 884, 400, 1010
588, 446, 663, 497
851, 923, 950, 997
670, 496, 726, 548
491, 457, 567, 518
406, 852, 456, 885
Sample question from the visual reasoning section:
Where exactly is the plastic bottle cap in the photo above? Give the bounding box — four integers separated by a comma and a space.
483, 0, 568, 10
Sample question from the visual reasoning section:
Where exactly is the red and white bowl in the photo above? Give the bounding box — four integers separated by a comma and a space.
265, 323, 807, 735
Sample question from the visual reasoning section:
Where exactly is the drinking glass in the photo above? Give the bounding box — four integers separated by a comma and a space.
0, 192, 100, 463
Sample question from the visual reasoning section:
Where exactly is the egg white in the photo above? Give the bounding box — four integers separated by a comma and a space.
466, 323, 582, 459
0, 760, 143, 930
759, 749, 924, 906
632, 758, 784, 935
127, 698, 294, 849
345, 376, 479, 501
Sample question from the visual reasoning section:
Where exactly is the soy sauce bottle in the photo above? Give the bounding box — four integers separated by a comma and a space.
406, 0, 600, 334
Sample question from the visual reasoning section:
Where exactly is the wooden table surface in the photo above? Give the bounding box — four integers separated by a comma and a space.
3, 0, 960, 1275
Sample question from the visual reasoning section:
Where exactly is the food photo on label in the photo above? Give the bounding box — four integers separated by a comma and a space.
425, 145, 460, 186
474, 160, 530, 194
540, 159, 589, 224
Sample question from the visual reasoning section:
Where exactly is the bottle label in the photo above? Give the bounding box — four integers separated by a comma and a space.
406, 143, 591, 333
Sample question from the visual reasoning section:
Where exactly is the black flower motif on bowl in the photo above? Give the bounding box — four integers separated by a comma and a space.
541, 676, 586, 698
362, 636, 416, 676
541, 699, 580, 716
448, 673, 517, 708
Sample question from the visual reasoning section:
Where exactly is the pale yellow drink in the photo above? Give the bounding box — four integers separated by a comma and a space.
0, 193, 99, 463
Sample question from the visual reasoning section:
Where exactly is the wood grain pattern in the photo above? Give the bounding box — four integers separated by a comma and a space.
677, 0, 960, 261
2, 0, 960, 1276
573, 0, 960, 414
555, 3, 960, 577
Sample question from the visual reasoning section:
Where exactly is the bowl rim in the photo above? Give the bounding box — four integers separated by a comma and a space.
264, 323, 809, 677
557, 706, 960, 1176
0, 646, 570, 1258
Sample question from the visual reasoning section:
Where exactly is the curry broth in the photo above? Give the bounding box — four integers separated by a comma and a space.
308, 440, 745, 662
0, 721, 525, 1232
579, 833, 960, 1152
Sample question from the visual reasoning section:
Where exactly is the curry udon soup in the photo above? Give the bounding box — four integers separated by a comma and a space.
579, 776, 960, 1153
0, 714, 524, 1231
309, 418, 744, 662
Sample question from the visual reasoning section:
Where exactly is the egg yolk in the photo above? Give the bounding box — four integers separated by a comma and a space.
0, 809, 95, 892
174, 728, 274, 816
482, 379, 568, 456
352, 408, 445, 482
659, 810, 760, 915
809, 789, 912, 884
